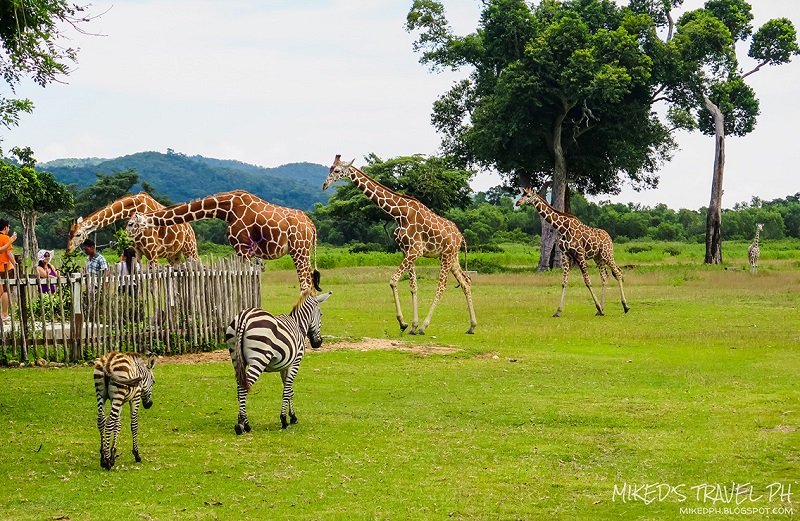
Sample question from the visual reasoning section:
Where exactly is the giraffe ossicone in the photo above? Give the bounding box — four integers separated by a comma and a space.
516, 187, 629, 317
126, 190, 321, 292
323, 154, 477, 335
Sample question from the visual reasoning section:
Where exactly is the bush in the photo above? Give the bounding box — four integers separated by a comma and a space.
349, 242, 386, 254
626, 244, 653, 254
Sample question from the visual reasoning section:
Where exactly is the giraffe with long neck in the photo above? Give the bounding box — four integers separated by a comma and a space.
323, 155, 476, 335
748, 223, 763, 274
516, 188, 629, 317
127, 190, 321, 291
67, 192, 198, 265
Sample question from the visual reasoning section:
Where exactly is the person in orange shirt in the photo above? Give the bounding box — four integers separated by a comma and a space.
0, 219, 18, 321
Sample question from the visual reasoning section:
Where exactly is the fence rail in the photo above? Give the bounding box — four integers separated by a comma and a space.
0, 257, 261, 363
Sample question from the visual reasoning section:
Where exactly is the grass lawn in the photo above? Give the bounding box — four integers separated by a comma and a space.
0, 251, 798, 520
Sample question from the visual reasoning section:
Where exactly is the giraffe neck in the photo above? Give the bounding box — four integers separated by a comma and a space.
530, 194, 576, 234
83, 194, 160, 231
145, 193, 238, 225
348, 167, 409, 220
753, 230, 760, 247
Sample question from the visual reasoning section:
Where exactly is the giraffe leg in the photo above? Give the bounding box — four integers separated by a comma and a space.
418, 258, 451, 335
575, 257, 604, 316
598, 263, 609, 311
290, 249, 314, 292
554, 261, 571, 318
452, 262, 477, 334
610, 263, 630, 313
390, 253, 420, 333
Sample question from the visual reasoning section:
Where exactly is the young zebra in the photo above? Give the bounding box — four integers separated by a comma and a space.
227, 288, 332, 434
94, 351, 156, 470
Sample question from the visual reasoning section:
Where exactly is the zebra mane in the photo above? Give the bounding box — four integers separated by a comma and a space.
291, 287, 316, 315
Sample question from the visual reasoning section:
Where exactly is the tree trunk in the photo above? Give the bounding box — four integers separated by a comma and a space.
20, 209, 39, 264
537, 110, 569, 271
704, 95, 725, 264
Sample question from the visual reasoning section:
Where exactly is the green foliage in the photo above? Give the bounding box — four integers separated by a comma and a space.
0, 0, 86, 140
113, 228, 133, 256
26, 286, 71, 322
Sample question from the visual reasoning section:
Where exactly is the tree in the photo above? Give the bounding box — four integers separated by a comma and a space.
0, 0, 89, 149
0, 149, 73, 259
407, 0, 676, 270
663, 1, 799, 263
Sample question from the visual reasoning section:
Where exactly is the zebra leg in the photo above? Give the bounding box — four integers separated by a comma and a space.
105, 398, 124, 469
280, 364, 301, 428
234, 364, 262, 434
130, 397, 142, 463
234, 383, 251, 435
97, 399, 109, 469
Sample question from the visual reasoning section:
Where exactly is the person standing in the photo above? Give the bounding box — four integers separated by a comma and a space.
0, 219, 18, 321
81, 239, 108, 291
116, 247, 140, 296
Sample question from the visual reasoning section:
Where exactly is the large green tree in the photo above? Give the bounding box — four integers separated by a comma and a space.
661, 0, 799, 263
0, 0, 89, 148
407, 0, 676, 270
0, 149, 73, 259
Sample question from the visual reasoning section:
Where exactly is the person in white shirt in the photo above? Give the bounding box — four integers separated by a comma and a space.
117, 247, 140, 297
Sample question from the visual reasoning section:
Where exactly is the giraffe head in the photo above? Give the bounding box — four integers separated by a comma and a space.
125, 213, 153, 240
515, 187, 537, 207
756, 223, 764, 233
66, 217, 90, 254
322, 154, 355, 190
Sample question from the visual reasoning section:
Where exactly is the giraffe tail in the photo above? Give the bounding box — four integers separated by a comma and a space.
312, 234, 322, 292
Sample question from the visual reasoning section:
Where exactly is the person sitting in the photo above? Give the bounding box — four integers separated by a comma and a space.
117, 247, 140, 296
36, 250, 58, 294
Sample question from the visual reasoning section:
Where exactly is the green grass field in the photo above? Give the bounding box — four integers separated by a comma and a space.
1, 244, 798, 520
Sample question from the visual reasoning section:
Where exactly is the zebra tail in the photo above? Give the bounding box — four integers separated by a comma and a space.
230, 315, 251, 393
108, 373, 142, 387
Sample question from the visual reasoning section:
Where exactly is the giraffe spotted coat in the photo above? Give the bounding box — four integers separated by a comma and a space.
67, 192, 198, 265
324, 155, 476, 335
516, 187, 629, 317
126, 190, 320, 291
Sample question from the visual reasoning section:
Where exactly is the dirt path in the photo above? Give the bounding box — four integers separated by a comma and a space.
158, 337, 460, 364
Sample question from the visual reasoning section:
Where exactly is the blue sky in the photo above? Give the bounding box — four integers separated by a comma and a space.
6, 0, 800, 210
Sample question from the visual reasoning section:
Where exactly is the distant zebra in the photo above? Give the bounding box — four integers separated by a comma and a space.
227, 288, 332, 434
94, 351, 157, 470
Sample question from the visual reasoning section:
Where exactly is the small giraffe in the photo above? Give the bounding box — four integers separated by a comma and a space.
127, 190, 321, 291
323, 155, 477, 335
516, 187, 629, 317
748, 223, 763, 274
66, 192, 198, 265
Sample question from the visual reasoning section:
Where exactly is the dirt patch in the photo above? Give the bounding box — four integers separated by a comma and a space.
158, 337, 459, 365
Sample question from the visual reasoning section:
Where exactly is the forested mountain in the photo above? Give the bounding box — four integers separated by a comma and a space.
39, 151, 329, 211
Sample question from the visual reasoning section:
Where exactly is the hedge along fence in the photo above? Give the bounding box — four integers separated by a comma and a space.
0, 256, 261, 364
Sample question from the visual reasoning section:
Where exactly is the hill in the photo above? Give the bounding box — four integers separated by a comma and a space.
39, 151, 330, 211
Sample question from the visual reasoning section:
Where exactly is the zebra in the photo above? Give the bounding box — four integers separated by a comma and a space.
93, 351, 156, 470
226, 288, 332, 434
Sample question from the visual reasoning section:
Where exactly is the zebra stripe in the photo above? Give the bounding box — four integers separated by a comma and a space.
94, 351, 156, 470
226, 288, 332, 433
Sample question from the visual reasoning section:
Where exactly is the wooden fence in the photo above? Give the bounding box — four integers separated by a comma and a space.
0, 257, 261, 364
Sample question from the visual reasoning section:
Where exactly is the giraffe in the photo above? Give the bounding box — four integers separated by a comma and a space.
66, 192, 198, 266
323, 155, 477, 335
748, 223, 763, 274
516, 187, 629, 317
126, 190, 321, 291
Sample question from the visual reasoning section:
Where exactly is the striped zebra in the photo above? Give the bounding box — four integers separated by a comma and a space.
227, 288, 332, 434
94, 351, 157, 470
